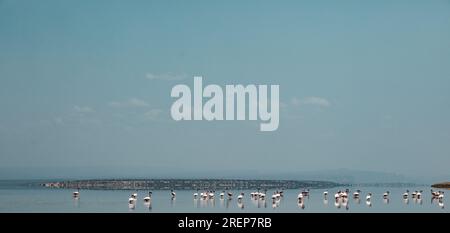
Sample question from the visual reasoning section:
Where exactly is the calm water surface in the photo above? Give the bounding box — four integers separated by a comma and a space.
0, 183, 447, 212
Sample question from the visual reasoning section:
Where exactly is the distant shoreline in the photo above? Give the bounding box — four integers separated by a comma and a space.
431, 182, 450, 189
0, 179, 430, 190
41, 179, 342, 190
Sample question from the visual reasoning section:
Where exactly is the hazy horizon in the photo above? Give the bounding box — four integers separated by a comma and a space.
1, 1, 450, 181
0, 166, 446, 185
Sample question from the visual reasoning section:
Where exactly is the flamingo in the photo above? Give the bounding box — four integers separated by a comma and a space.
366, 193, 372, 201
403, 190, 409, 199
343, 189, 350, 198
298, 199, 305, 209
128, 194, 136, 204
271, 193, 277, 201
275, 192, 281, 200
431, 189, 439, 197
334, 191, 340, 200
438, 192, 444, 200
438, 200, 444, 209
237, 192, 244, 202
297, 193, 304, 201
416, 190, 422, 199
143, 191, 152, 202
259, 192, 266, 200
193, 189, 199, 199
334, 199, 341, 209
353, 190, 361, 199
73, 188, 80, 198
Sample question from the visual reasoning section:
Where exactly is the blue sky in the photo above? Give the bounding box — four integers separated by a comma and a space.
1, 0, 450, 180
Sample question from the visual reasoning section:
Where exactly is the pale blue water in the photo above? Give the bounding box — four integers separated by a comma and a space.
0, 183, 447, 212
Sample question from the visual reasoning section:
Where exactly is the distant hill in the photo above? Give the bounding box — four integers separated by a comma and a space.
431, 182, 450, 189
1, 166, 446, 185
220, 168, 413, 184
283, 169, 411, 184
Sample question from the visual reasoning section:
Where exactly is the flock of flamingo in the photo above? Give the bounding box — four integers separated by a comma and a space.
323, 189, 445, 209
71, 188, 445, 210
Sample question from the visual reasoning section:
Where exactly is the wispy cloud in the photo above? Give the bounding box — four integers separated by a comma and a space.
280, 96, 331, 119
54, 117, 64, 125
108, 98, 149, 108
290, 97, 302, 106
143, 109, 163, 120
73, 105, 95, 113
53, 105, 97, 126
291, 97, 331, 107
146, 72, 188, 81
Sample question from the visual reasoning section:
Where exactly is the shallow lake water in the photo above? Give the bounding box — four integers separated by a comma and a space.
0, 185, 447, 212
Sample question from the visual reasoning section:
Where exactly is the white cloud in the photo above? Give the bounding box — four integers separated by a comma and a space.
108, 98, 149, 108
73, 105, 95, 113
143, 109, 163, 120
146, 72, 187, 81
53, 106, 97, 126
291, 96, 330, 107
301, 97, 331, 107
128, 98, 149, 107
